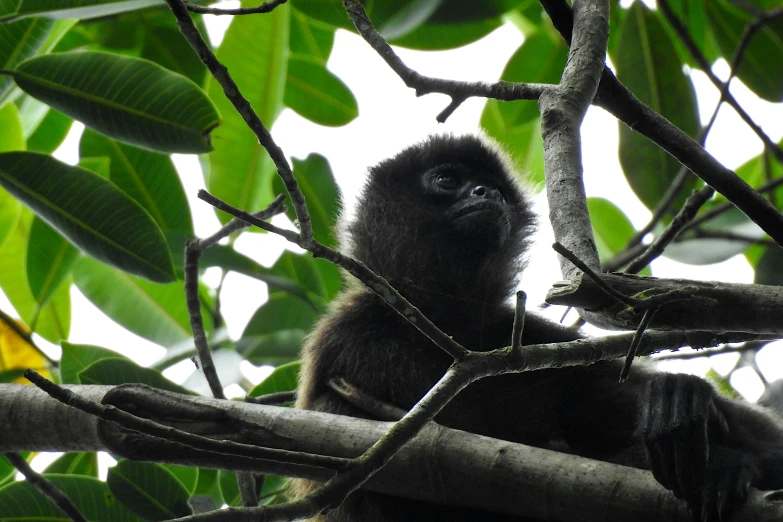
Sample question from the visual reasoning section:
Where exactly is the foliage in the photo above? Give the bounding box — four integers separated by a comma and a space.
0, 0, 781, 518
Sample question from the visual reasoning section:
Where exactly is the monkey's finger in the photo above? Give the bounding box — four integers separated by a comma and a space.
649, 438, 681, 497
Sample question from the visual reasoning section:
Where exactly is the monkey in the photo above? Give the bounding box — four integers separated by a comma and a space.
295, 134, 783, 522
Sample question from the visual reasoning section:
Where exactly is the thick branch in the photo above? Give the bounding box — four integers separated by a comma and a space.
3, 383, 783, 521
547, 272, 783, 334
540, 0, 609, 278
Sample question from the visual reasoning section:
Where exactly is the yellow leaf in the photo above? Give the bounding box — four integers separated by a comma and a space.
0, 313, 51, 383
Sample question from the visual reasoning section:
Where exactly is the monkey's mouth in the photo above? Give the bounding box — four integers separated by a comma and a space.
450, 199, 503, 220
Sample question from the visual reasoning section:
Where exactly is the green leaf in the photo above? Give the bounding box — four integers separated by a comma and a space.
390, 18, 501, 50
80, 129, 194, 263
587, 198, 651, 276
271, 251, 341, 301
755, 247, 783, 286
60, 341, 129, 384
615, 2, 699, 211
141, 21, 206, 86
273, 153, 339, 247
26, 217, 78, 306
79, 357, 194, 394
108, 460, 193, 521
665, 208, 760, 265
481, 33, 567, 128
248, 361, 301, 397
26, 108, 73, 153
0, 103, 25, 152
480, 116, 545, 187
244, 293, 319, 336
218, 470, 242, 507
79, 155, 112, 178
0, 17, 54, 104
0, 475, 145, 521
290, 8, 334, 61
200, 245, 316, 305
13, 0, 161, 20
587, 198, 635, 257
706, 0, 783, 102
0, 151, 176, 282
204, 3, 289, 224
44, 452, 98, 477
0, 210, 70, 342
163, 465, 198, 494
73, 256, 209, 346
285, 55, 358, 126
236, 330, 306, 365
14, 52, 219, 153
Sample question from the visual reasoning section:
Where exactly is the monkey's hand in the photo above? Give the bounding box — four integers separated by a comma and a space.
640, 374, 760, 522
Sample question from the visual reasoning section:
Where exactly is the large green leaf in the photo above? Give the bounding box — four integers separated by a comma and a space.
0, 17, 54, 104
26, 107, 73, 153
200, 245, 315, 304
273, 153, 339, 248
706, 0, 783, 102
290, 8, 334, 61
243, 293, 319, 337
0, 105, 23, 251
60, 341, 129, 384
391, 17, 501, 50
248, 361, 300, 397
0, 210, 70, 342
285, 55, 358, 126
0, 187, 20, 252
236, 330, 306, 365
79, 357, 194, 394
74, 256, 210, 346
108, 460, 193, 520
754, 247, 783, 286
615, 2, 699, 210
0, 475, 145, 521
0, 151, 175, 282
11, 0, 161, 22
481, 33, 567, 128
204, 3, 289, 224
44, 452, 98, 477
26, 217, 78, 306
272, 251, 341, 301
14, 52, 219, 153
0, 103, 25, 152
80, 129, 194, 263
587, 197, 650, 276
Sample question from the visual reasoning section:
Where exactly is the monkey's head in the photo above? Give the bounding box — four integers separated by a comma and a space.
342, 135, 536, 308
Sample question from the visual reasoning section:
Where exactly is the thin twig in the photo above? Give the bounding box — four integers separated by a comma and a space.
24, 370, 349, 471
511, 291, 527, 353
245, 391, 297, 405
657, 0, 783, 164
341, 0, 549, 122
328, 378, 406, 421
163, 0, 314, 243
624, 186, 715, 274
620, 307, 658, 382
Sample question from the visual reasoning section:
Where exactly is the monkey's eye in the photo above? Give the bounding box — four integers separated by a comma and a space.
435, 174, 460, 190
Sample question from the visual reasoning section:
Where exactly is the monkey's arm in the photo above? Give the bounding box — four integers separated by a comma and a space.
558, 360, 783, 521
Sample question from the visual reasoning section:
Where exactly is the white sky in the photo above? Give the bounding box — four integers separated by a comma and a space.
4, 13, 783, 402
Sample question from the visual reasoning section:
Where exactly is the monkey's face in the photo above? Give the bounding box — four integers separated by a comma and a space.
421, 163, 513, 245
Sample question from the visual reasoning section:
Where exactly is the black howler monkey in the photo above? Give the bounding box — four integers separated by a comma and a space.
296, 135, 783, 522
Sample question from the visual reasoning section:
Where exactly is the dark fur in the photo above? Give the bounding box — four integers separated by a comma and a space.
296, 135, 783, 521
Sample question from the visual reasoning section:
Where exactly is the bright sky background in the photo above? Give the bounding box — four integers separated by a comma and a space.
5, 9, 783, 410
